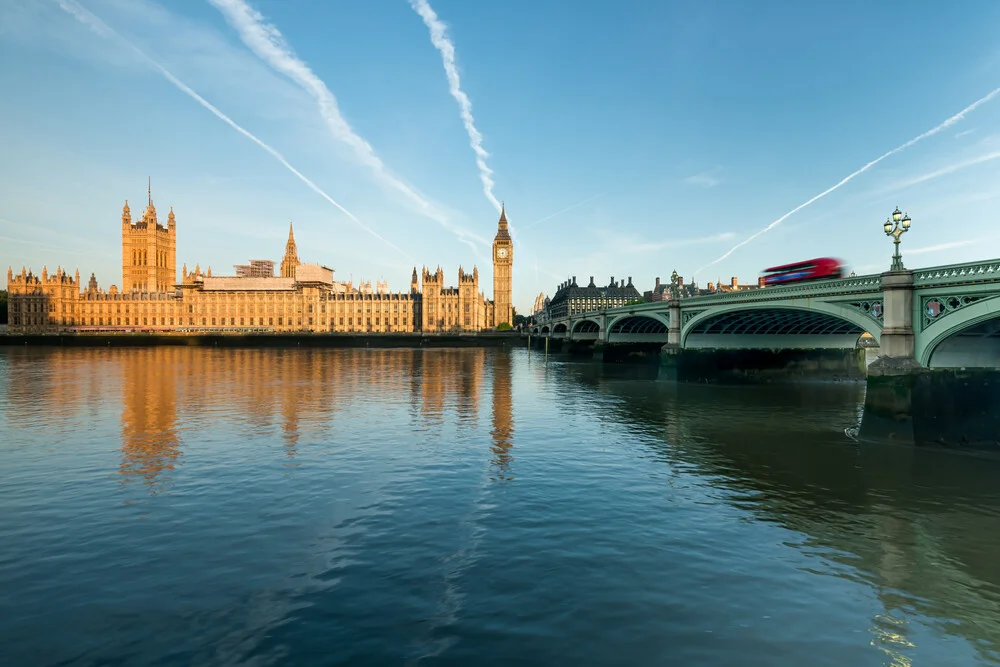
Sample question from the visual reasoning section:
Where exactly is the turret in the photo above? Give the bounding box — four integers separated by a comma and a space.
182, 263, 188, 281
74, 268, 80, 285
41, 266, 48, 282
122, 200, 131, 227
88, 273, 98, 293
168, 206, 176, 229
410, 267, 419, 293
280, 221, 300, 278
6, 267, 12, 284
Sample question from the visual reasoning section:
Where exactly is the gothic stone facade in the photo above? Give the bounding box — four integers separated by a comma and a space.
7, 189, 513, 335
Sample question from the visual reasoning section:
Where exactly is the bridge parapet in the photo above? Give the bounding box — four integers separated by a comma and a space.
683, 274, 882, 305
913, 259, 1000, 287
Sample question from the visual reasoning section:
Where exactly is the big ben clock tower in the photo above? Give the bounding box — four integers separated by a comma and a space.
492, 203, 514, 328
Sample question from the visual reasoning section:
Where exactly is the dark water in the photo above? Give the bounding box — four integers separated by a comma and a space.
2, 347, 999, 666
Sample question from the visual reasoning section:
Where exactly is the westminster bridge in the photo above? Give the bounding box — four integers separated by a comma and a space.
529, 258, 1000, 448
530, 258, 1000, 370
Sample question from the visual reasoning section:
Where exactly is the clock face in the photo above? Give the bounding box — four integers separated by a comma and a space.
497, 247, 508, 259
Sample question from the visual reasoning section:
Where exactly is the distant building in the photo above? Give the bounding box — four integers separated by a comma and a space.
234, 259, 275, 278
6, 185, 514, 334
548, 275, 641, 318
530, 292, 550, 324
704, 276, 766, 294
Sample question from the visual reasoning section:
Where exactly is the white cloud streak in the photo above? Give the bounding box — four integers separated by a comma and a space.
55, 0, 411, 259
890, 150, 1000, 191
409, 0, 501, 215
907, 239, 981, 255
521, 194, 603, 232
207, 0, 488, 250
697, 86, 1000, 275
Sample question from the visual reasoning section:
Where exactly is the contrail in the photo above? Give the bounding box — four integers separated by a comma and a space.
207, 0, 488, 251
697, 86, 1000, 274
409, 0, 501, 213
55, 0, 411, 259
521, 194, 603, 231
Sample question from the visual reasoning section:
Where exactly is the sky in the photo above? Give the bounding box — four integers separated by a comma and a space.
2, 0, 1000, 313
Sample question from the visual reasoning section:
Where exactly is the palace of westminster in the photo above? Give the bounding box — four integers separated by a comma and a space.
6, 185, 515, 334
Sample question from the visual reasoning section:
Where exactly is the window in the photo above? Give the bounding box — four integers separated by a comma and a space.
212, 318, 216, 325
308, 317, 313, 325
269, 318, 273, 325
240, 318, 245, 326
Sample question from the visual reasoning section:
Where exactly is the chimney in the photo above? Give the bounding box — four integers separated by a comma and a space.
572, 276, 577, 285
610, 276, 615, 286
655, 277, 661, 288
731, 276, 738, 288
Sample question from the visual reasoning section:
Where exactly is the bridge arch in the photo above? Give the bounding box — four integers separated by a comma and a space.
681, 302, 881, 349
572, 319, 601, 334
541, 325, 550, 334
607, 312, 670, 332
606, 314, 670, 343
552, 322, 569, 335
917, 297, 1000, 367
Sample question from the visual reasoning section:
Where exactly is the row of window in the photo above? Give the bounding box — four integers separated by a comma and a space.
14, 315, 412, 328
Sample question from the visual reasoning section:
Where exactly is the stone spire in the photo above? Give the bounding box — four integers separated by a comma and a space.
280, 221, 300, 279
168, 205, 175, 228
122, 200, 132, 226
494, 202, 511, 240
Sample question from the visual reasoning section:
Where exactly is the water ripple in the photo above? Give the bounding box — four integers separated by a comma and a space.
1, 347, 998, 666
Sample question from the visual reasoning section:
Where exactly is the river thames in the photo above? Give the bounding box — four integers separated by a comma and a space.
1, 347, 999, 666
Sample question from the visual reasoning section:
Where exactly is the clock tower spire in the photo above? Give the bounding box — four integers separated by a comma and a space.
492, 202, 513, 328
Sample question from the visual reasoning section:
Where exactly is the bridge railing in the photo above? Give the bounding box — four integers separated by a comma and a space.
547, 258, 1000, 324
913, 259, 1000, 287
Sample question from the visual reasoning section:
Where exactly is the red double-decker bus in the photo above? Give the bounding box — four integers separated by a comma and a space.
761, 257, 845, 286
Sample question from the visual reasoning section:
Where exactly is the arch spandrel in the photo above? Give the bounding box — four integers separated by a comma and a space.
680, 302, 881, 349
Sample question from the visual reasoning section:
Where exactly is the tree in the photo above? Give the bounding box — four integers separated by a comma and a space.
0, 290, 7, 325
513, 313, 527, 327
497, 322, 513, 331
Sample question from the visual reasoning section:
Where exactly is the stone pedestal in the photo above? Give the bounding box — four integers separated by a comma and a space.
667, 300, 681, 347
861, 270, 921, 442
875, 270, 916, 365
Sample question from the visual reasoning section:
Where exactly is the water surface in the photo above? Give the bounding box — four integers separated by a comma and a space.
1, 347, 999, 666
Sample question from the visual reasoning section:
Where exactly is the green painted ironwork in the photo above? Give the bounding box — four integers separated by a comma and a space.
913, 259, 1000, 287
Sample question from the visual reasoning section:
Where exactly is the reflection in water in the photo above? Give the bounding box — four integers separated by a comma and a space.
548, 361, 1000, 665
490, 351, 515, 481
1, 348, 999, 666
120, 350, 181, 492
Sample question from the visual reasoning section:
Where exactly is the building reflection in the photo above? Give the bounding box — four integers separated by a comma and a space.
548, 362, 1000, 664
1, 347, 514, 491
120, 349, 181, 491
490, 351, 514, 480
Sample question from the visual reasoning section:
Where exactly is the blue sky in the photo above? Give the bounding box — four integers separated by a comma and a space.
2, 0, 1000, 312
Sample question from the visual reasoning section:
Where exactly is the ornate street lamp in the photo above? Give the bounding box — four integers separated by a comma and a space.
883, 206, 912, 271
669, 269, 680, 299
